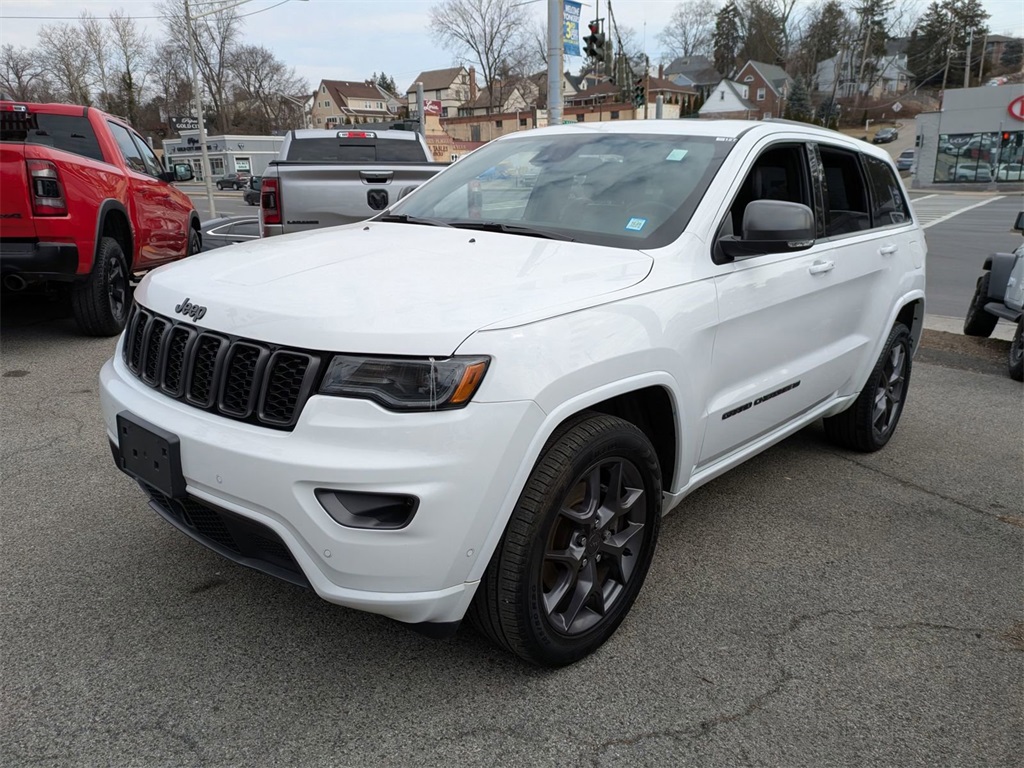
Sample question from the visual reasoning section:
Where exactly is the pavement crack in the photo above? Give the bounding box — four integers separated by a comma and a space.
824, 449, 1011, 521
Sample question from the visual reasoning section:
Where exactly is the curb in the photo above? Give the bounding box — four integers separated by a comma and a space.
924, 313, 1016, 341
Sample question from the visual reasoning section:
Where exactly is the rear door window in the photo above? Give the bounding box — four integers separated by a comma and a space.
107, 121, 148, 174
818, 146, 871, 237
0, 113, 105, 163
863, 155, 911, 227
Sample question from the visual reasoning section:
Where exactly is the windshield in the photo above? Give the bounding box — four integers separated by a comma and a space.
386, 131, 733, 249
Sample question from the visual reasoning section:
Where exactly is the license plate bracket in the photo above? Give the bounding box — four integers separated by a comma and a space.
115, 411, 186, 499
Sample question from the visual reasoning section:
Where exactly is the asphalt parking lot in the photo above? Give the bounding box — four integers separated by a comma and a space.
1, 294, 1021, 766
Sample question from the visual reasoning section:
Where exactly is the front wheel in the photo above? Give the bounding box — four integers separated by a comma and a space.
824, 322, 912, 452
1009, 319, 1023, 381
71, 236, 130, 336
187, 226, 202, 256
964, 272, 998, 337
470, 413, 662, 666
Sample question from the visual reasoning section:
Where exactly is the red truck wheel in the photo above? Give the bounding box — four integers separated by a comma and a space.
71, 237, 130, 336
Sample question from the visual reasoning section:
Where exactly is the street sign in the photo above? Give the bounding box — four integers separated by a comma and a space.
170, 115, 200, 131
892, 102, 902, 113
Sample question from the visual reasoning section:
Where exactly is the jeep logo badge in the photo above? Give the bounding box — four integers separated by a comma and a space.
174, 298, 207, 321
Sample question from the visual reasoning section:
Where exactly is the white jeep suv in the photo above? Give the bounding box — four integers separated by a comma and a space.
99, 120, 926, 666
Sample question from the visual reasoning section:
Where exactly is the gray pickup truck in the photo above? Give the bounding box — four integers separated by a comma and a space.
259, 129, 443, 237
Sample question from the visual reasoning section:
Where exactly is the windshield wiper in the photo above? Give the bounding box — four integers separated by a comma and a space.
377, 213, 453, 228
445, 220, 576, 242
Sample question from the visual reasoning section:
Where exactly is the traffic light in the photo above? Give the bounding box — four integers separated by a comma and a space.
584, 21, 599, 59
633, 78, 645, 108
593, 33, 606, 62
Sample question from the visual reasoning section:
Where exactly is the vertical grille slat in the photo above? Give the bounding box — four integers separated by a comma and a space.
122, 305, 320, 431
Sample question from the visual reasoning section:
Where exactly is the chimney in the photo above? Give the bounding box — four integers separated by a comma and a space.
468, 66, 477, 102
658, 64, 664, 80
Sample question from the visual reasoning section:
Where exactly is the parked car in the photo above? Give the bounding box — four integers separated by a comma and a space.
873, 127, 898, 144
100, 120, 926, 666
896, 148, 915, 171
216, 172, 250, 190
200, 216, 260, 250
949, 162, 993, 182
963, 211, 1024, 381
243, 176, 261, 206
0, 99, 200, 335
995, 163, 1024, 182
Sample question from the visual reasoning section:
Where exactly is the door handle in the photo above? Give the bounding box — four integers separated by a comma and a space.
879, 245, 898, 255
808, 260, 835, 275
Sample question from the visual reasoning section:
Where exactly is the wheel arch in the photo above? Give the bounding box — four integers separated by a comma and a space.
466, 372, 686, 585
189, 212, 202, 252
94, 200, 134, 272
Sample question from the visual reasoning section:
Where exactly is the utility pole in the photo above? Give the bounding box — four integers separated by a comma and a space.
546, 0, 563, 126
964, 28, 973, 88
184, 0, 217, 219
978, 33, 987, 81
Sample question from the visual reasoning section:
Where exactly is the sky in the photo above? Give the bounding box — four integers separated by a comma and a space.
1, 0, 1022, 95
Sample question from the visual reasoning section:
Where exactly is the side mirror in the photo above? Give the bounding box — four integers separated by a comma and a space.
718, 200, 815, 262
173, 163, 194, 182
396, 185, 419, 201
1014, 210, 1024, 233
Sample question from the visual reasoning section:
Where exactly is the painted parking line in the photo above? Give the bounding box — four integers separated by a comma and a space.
911, 194, 1004, 228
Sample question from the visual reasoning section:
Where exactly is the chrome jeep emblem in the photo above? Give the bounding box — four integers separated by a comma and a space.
174, 297, 207, 321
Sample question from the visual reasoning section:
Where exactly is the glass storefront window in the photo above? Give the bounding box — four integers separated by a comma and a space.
936, 131, 1024, 183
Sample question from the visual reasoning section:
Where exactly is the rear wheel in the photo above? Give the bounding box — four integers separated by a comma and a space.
71, 236, 129, 337
963, 272, 998, 337
1009, 319, 1023, 381
187, 226, 202, 256
470, 413, 662, 667
824, 322, 912, 452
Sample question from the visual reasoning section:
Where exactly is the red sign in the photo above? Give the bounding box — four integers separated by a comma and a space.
423, 100, 442, 116
1009, 95, 1024, 121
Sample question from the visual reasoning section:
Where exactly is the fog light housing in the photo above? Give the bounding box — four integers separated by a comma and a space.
315, 489, 418, 530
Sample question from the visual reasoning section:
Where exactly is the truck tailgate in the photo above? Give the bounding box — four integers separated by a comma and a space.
273, 163, 441, 234
0, 144, 36, 239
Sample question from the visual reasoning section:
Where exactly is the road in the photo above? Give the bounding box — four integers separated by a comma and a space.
2, 198, 1022, 767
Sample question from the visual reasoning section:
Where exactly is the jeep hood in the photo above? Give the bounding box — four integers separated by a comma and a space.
136, 223, 653, 354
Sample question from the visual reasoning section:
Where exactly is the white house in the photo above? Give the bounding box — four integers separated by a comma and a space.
698, 80, 759, 120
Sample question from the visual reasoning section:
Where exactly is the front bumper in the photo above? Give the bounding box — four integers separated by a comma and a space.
99, 351, 543, 625
0, 240, 80, 280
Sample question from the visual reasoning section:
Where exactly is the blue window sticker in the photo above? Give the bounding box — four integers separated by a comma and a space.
666, 149, 688, 161
625, 217, 647, 231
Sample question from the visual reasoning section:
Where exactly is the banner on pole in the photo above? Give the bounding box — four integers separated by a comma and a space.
563, 1, 581, 57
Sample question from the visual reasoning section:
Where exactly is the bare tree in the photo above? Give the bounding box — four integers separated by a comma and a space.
149, 42, 193, 119
1, 44, 48, 101
658, 0, 718, 62
79, 11, 114, 109
107, 10, 151, 124
229, 44, 308, 133
429, 0, 531, 110
37, 23, 93, 104
158, 0, 243, 133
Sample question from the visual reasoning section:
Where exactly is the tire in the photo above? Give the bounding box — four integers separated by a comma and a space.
187, 226, 202, 256
216, 182, 223, 190
1009, 319, 1023, 382
823, 322, 912, 452
963, 272, 998, 337
469, 413, 662, 667
71, 236, 130, 337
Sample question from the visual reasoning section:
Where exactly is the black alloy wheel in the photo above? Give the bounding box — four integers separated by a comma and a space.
71, 236, 130, 336
470, 412, 662, 667
824, 322, 913, 452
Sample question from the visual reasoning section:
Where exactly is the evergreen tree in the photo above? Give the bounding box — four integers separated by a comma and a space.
737, 0, 786, 66
786, 75, 813, 121
373, 72, 398, 94
713, 2, 742, 76
795, 1, 853, 81
906, 0, 990, 89
1000, 39, 1022, 70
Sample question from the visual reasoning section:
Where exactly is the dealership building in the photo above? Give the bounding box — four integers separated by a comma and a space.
161, 131, 284, 182
914, 84, 1024, 187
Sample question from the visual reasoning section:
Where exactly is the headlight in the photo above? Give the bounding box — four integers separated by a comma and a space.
319, 354, 490, 411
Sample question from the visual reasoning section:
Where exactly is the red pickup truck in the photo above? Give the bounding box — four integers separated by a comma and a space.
0, 101, 201, 335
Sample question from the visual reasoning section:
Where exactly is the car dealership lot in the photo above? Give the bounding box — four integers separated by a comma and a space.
2, 315, 1021, 765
